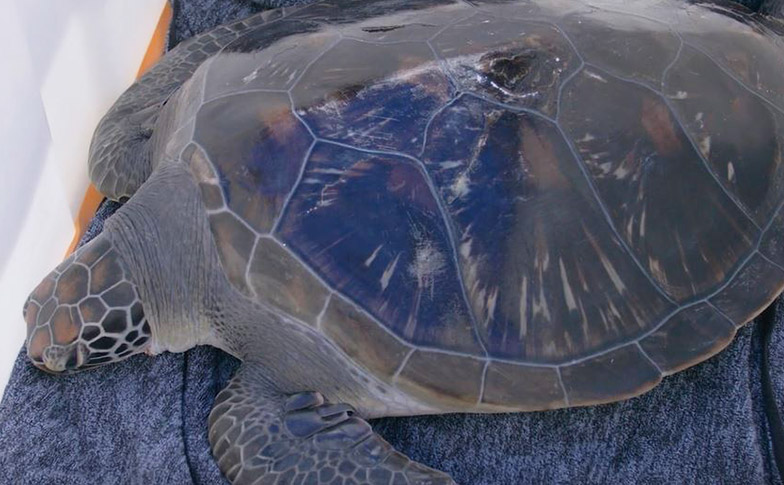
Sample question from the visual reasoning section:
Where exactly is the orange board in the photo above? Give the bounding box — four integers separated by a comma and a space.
66, 3, 173, 256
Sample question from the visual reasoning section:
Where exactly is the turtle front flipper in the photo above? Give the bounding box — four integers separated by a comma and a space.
88, 13, 268, 201
209, 367, 454, 485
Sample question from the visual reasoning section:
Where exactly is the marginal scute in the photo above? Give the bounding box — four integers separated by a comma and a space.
184, 143, 216, 183
338, 2, 473, 43
480, 362, 565, 410
183, 143, 226, 211
462, 0, 543, 19
204, 20, 339, 97
679, 22, 784, 111
395, 351, 484, 407
248, 238, 329, 325
286, 0, 457, 26
152, 78, 202, 162
560, 344, 661, 406
208, 212, 257, 294
431, 14, 580, 116
560, 68, 758, 301
761, 206, 784, 267
709, 254, 784, 325
199, 183, 226, 211
560, 11, 679, 88
640, 303, 736, 374
291, 39, 452, 156
195, 91, 312, 233
665, 44, 784, 226
321, 296, 411, 380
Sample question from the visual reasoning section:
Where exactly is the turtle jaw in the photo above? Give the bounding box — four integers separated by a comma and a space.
36, 342, 90, 375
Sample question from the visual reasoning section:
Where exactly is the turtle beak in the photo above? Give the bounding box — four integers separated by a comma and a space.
40, 342, 89, 374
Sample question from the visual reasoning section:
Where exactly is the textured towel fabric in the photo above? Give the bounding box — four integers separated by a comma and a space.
2, 1, 783, 484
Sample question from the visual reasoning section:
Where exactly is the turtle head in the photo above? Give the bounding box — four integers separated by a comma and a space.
23, 233, 151, 374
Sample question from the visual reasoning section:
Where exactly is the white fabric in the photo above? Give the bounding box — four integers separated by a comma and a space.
0, 0, 167, 396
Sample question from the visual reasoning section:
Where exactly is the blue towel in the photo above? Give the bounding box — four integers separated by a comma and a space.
2, 1, 782, 483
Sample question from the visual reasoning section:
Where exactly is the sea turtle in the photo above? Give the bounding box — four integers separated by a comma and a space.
22, 0, 784, 483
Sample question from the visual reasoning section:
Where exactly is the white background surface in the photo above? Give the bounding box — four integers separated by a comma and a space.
0, 0, 166, 397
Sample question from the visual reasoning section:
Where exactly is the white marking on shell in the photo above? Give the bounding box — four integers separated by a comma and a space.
460, 238, 473, 259
625, 216, 634, 241
484, 286, 499, 327
600, 251, 626, 294
585, 71, 608, 83
450, 172, 471, 199
313, 168, 347, 175
699, 136, 711, 157
727, 161, 736, 183
612, 159, 633, 180
640, 207, 647, 238
315, 293, 333, 331
518, 276, 528, 339
559, 258, 578, 312
541, 251, 550, 272
242, 68, 259, 84
439, 160, 463, 170
318, 176, 345, 208
380, 254, 401, 291
584, 224, 627, 294
532, 283, 551, 322
577, 133, 596, 143
408, 238, 446, 297
648, 256, 666, 286
364, 245, 383, 267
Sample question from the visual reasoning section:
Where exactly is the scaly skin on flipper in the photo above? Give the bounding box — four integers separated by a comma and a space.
209, 367, 455, 485
87, 9, 291, 201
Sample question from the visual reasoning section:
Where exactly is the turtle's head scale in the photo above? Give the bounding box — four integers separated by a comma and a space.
24, 233, 151, 374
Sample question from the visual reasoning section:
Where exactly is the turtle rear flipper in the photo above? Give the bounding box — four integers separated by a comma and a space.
209, 367, 454, 485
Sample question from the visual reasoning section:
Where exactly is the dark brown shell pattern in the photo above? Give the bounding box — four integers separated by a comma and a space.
175, 0, 784, 410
